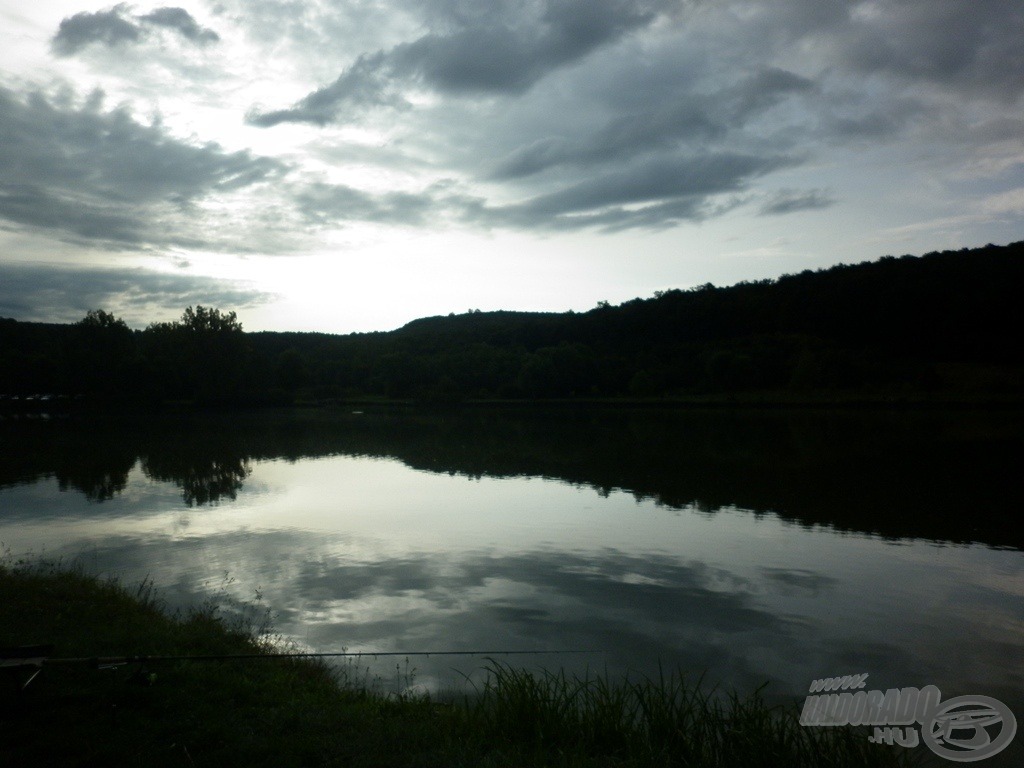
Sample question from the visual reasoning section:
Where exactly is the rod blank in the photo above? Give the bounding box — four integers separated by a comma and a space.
41, 649, 604, 667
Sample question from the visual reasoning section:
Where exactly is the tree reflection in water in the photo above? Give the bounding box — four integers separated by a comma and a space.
0, 407, 1020, 547
141, 454, 251, 506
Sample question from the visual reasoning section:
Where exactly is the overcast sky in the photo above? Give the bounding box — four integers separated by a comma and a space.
1, 1, 1022, 332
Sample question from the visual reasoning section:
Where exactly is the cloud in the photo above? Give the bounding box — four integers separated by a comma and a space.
248, 0, 673, 126
837, 0, 1024, 101
272, 151, 793, 234
395, 0, 666, 94
139, 7, 220, 44
0, 262, 275, 326
487, 152, 796, 230
758, 189, 835, 216
27, 0, 1024, 248
715, 0, 1024, 103
0, 85, 284, 250
292, 180, 449, 227
245, 3, 820, 231
30, 528, 805, 693
247, 51, 407, 127
52, 4, 219, 56
292, 548, 788, 636
490, 68, 814, 181
236, 0, 1024, 236
760, 567, 838, 596
52, 5, 141, 56
0, 185, 157, 246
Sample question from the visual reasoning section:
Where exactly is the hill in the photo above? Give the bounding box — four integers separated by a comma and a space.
2, 241, 1022, 404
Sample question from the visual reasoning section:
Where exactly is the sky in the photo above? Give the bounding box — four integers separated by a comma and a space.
0, 1, 1022, 333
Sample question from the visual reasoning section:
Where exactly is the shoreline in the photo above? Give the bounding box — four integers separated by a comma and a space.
3, 389, 1023, 416
1, 562, 911, 767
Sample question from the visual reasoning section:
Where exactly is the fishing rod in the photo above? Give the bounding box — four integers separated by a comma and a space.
3, 645, 605, 688
44, 649, 606, 668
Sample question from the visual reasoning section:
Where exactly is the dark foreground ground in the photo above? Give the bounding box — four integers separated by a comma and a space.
0, 561, 914, 767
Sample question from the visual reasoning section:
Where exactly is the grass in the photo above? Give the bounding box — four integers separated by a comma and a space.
0, 559, 919, 767
456, 663, 922, 768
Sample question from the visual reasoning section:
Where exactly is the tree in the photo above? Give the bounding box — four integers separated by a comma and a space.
179, 307, 247, 403
69, 309, 136, 398
180, 306, 243, 334
275, 348, 309, 392
140, 307, 249, 404
77, 309, 130, 331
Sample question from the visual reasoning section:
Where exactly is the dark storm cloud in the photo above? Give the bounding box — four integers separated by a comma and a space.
686, 0, 1024, 103
967, 116, 1024, 144
495, 152, 796, 227
0, 263, 274, 326
758, 189, 835, 216
0, 185, 155, 245
0, 85, 283, 249
394, 0, 667, 94
248, 51, 406, 127
244, 3, 822, 232
139, 7, 220, 43
490, 103, 723, 181
239, 0, 1024, 234
491, 68, 814, 180
248, 0, 673, 126
293, 181, 442, 227
837, 0, 1024, 101
33, 0, 1023, 241
729, 67, 817, 115
51, 5, 142, 56
52, 4, 219, 56
279, 151, 793, 234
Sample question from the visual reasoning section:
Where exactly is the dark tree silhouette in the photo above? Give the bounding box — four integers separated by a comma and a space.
68, 310, 137, 400
140, 306, 249, 404
1, 242, 1022, 405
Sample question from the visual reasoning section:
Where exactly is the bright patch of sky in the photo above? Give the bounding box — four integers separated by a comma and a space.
1, 0, 1022, 332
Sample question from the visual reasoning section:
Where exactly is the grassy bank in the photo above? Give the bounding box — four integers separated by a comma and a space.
1, 561, 914, 767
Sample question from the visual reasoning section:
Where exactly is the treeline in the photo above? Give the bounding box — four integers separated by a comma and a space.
0, 306, 261, 406
2, 241, 1023, 404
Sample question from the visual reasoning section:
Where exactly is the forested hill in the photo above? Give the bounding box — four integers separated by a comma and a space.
2, 241, 1023, 404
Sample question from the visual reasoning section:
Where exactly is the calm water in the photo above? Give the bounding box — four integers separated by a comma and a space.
1, 407, 1022, 754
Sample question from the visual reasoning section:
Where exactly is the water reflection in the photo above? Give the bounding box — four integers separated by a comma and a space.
1, 407, 1021, 547
24, 526, 1023, 717
55, 447, 135, 502
1, 407, 1022, 766
141, 454, 251, 507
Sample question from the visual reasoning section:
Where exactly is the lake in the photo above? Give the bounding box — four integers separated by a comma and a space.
1, 406, 1021, 757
